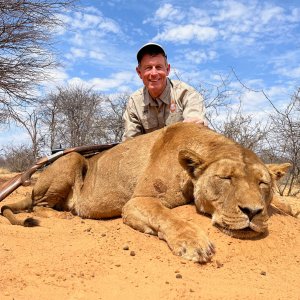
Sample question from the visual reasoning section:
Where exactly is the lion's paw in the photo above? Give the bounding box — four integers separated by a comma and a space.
166, 224, 215, 263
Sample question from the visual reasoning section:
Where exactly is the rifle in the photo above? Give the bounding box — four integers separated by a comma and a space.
0, 143, 118, 202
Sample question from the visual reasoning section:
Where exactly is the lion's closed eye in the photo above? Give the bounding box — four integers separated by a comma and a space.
216, 175, 232, 182
259, 181, 269, 189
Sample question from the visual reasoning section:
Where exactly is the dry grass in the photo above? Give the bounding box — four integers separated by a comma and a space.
0, 167, 11, 174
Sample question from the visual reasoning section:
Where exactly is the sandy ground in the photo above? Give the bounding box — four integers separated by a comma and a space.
0, 173, 299, 300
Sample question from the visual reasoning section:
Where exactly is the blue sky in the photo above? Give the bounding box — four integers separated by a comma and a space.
1, 0, 300, 147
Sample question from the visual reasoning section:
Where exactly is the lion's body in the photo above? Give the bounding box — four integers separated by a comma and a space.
34, 128, 159, 217
35, 122, 240, 218
1, 123, 292, 262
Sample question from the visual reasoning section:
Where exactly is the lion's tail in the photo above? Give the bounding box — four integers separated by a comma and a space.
1, 195, 39, 227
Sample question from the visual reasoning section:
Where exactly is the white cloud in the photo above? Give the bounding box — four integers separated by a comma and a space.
67, 71, 139, 92
270, 50, 300, 79
38, 68, 70, 95
70, 11, 102, 30
265, 86, 290, 99
89, 71, 138, 91
155, 25, 218, 44
98, 19, 120, 34
71, 33, 85, 46
154, 3, 182, 22
241, 90, 268, 107
57, 5, 126, 69
47, 68, 69, 83
89, 50, 105, 61
231, 83, 296, 117
260, 6, 285, 24
0, 127, 30, 147
188, 7, 211, 26
64, 9, 121, 34
147, 1, 299, 49
213, 0, 249, 22
144, 3, 183, 24
184, 50, 217, 64
67, 76, 85, 87
70, 47, 86, 58
276, 66, 300, 79
288, 7, 300, 22
215, 1, 299, 46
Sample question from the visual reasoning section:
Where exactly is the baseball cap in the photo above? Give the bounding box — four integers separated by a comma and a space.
136, 43, 167, 63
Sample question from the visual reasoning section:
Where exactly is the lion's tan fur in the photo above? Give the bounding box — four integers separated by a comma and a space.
1, 123, 292, 262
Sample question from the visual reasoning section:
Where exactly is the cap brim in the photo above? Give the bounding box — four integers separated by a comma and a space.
137, 43, 166, 63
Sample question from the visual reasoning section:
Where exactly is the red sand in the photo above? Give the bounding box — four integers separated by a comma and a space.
0, 175, 299, 300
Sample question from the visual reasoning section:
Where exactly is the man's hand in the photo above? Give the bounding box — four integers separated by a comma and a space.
183, 118, 208, 127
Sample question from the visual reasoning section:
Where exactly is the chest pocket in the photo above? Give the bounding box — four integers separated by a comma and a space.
165, 111, 184, 126
141, 110, 159, 133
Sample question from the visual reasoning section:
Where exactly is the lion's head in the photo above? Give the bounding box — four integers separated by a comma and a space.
179, 147, 291, 239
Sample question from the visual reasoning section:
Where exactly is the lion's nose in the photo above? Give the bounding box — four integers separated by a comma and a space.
238, 206, 263, 221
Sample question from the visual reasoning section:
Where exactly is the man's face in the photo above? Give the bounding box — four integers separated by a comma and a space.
136, 53, 170, 98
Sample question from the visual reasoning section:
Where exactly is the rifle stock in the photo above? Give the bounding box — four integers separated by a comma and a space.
0, 143, 118, 202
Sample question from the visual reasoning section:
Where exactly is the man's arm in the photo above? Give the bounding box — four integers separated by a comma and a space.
122, 98, 144, 141
180, 85, 207, 126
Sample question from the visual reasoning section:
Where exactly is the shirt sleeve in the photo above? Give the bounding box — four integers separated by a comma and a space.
122, 97, 143, 141
180, 85, 207, 123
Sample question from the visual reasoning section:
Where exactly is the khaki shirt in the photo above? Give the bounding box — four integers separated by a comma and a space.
122, 79, 206, 140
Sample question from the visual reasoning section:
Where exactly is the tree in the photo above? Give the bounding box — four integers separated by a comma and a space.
267, 88, 300, 196
97, 93, 128, 143
2, 144, 36, 172
0, 101, 45, 159
177, 70, 240, 130
8, 106, 44, 159
217, 105, 269, 153
0, 0, 74, 106
39, 91, 61, 150
41, 85, 105, 148
218, 70, 300, 195
40, 86, 128, 149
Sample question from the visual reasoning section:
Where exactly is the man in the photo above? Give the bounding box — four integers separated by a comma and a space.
122, 43, 207, 140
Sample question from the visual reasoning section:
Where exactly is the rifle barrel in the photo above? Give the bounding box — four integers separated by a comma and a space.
0, 176, 23, 201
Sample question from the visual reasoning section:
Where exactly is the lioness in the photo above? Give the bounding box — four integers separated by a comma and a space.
1, 123, 291, 263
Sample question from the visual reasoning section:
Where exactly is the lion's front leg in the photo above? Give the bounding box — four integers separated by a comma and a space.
272, 195, 299, 217
122, 197, 215, 263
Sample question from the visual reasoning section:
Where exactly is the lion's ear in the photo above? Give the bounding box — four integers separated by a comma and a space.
266, 163, 291, 181
178, 149, 205, 179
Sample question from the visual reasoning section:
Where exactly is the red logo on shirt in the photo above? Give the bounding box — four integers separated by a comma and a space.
170, 100, 176, 113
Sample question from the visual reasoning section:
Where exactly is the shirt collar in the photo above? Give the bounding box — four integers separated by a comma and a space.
158, 79, 171, 105
143, 78, 171, 106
